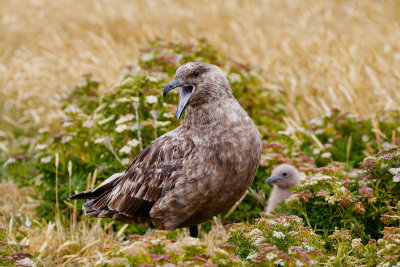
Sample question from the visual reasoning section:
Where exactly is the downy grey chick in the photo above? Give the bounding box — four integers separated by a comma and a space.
264, 164, 300, 214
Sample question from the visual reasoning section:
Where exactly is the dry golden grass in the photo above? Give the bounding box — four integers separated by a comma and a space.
0, 180, 38, 218
1, 0, 400, 133
25, 219, 124, 266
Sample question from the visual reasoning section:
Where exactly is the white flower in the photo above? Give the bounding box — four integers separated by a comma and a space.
117, 97, 131, 103
145, 95, 158, 104
394, 175, 400, 183
40, 156, 52, 164
133, 102, 140, 110
77, 79, 88, 88
35, 144, 48, 150
302, 244, 314, 251
362, 135, 370, 142
309, 118, 323, 126
382, 142, 395, 149
130, 124, 140, 131
119, 145, 132, 155
325, 195, 336, 204
346, 113, 356, 119
150, 110, 161, 120
296, 260, 304, 267
156, 121, 170, 127
82, 120, 95, 128
153, 72, 168, 81
62, 121, 74, 127
64, 104, 81, 114
140, 52, 154, 62
38, 127, 50, 133
253, 237, 265, 244
3, 157, 16, 167
94, 137, 106, 144
115, 124, 130, 133
119, 77, 133, 86
146, 76, 159, 83
313, 148, 321, 155
321, 152, 332, 158
93, 113, 103, 121
61, 136, 72, 143
351, 238, 362, 249
116, 114, 135, 125
272, 231, 285, 239
98, 115, 115, 125
121, 158, 131, 166
265, 252, 277, 260
389, 168, 400, 176
25, 217, 32, 227
94, 103, 106, 113
163, 112, 174, 118
274, 259, 285, 266
249, 228, 262, 237
246, 252, 258, 260
127, 139, 140, 147
228, 73, 242, 83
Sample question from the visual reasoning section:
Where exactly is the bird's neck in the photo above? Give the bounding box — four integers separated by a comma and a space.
181, 96, 242, 130
266, 186, 292, 214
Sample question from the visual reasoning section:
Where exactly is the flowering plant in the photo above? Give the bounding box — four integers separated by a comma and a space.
285, 146, 400, 241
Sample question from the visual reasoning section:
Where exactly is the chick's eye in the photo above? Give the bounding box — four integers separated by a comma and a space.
193, 71, 200, 77
282, 172, 288, 177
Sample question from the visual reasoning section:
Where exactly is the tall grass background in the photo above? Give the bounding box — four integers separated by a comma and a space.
1, 0, 400, 135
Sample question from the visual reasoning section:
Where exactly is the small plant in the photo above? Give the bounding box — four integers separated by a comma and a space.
228, 214, 326, 266
97, 229, 241, 266
0, 212, 42, 267
297, 108, 400, 168
285, 146, 400, 240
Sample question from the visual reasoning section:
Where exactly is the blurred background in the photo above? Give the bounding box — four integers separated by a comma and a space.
1, 0, 400, 134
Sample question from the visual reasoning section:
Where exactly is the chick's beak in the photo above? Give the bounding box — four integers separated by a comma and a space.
264, 176, 280, 184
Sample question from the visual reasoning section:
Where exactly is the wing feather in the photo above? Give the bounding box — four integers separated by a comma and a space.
80, 133, 190, 226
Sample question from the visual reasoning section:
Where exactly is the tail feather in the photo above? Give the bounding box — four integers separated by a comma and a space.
68, 172, 124, 200
69, 190, 99, 200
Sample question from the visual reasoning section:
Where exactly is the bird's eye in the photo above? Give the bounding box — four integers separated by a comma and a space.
193, 71, 200, 77
282, 172, 288, 177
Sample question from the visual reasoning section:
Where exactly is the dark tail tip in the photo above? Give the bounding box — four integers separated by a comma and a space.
68, 190, 96, 200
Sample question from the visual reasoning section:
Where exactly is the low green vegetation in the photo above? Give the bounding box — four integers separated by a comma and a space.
1, 40, 399, 266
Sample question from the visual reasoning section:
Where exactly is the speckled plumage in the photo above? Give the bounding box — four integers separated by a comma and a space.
70, 62, 261, 230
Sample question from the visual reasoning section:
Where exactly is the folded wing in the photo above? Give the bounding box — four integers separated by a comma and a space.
70, 132, 193, 228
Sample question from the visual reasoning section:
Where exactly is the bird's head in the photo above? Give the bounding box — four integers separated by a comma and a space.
163, 62, 231, 120
264, 164, 300, 189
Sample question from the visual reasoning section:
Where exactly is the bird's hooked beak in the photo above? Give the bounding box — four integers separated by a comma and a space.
163, 79, 196, 120
264, 176, 280, 184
